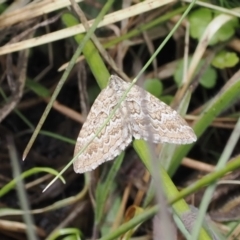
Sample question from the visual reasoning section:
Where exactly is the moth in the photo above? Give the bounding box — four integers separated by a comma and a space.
73, 75, 196, 173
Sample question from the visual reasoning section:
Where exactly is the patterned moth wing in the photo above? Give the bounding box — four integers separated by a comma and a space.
74, 75, 196, 173
110, 75, 197, 144
73, 81, 132, 173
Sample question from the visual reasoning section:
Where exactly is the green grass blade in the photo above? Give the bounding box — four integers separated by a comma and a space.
22, 0, 114, 161
133, 140, 212, 240
7, 137, 38, 240
62, 13, 110, 89
169, 155, 240, 204
192, 113, 240, 239
95, 153, 125, 226
0, 167, 65, 198
169, 70, 240, 176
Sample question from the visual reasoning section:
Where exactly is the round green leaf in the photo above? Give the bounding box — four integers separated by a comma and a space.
199, 67, 217, 89
209, 18, 238, 45
143, 78, 163, 97
212, 50, 239, 69
188, 8, 212, 40
159, 95, 174, 105
189, 8, 238, 46
174, 57, 217, 89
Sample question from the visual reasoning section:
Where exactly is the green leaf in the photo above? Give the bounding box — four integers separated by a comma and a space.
95, 153, 125, 226
143, 78, 163, 97
88, 84, 101, 104
101, 196, 121, 235
199, 66, 217, 89
46, 228, 82, 240
26, 79, 50, 97
0, 3, 8, 14
189, 8, 238, 45
188, 8, 212, 39
212, 50, 239, 69
209, 17, 238, 45
174, 57, 217, 89
159, 95, 173, 105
